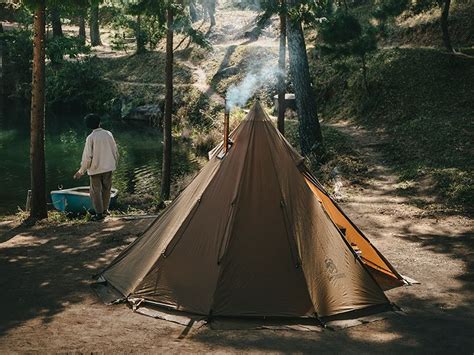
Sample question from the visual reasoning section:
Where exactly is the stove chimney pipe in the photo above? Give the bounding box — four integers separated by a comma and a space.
224, 100, 230, 154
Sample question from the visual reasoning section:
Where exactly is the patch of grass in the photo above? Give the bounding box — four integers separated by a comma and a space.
99, 51, 193, 84
389, 1, 474, 49
11, 209, 90, 226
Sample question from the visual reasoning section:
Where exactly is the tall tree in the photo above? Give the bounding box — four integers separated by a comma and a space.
30, 0, 48, 220
78, 14, 86, 44
135, 14, 146, 54
50, 6, 63, 37
204, 0, 216, 26
439, 0, 453, 52
189, 0, 199, 22
89, 0, 102, 46
287, 0, 323, 156
277, 0, 286, 135
131, 0, 209, 199
160, 3, 174, 200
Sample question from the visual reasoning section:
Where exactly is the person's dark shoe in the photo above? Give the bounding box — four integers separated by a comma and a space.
91, 213, 105, 222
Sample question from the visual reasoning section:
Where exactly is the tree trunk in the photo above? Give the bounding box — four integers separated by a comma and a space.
440, 0, 453, 53
89, 2, 102, 47
136, 14, 146, 54
208, 0, 216, 27
286, 2, 323, 156
0, 23, 4, 105
50, 7, 63, 37
277, 3, 287, 136
189, 0, 199, 22
30, 0, 48, 220
160, 7, 174, 200
361, 54, 370, 94
78, 15, 86, 45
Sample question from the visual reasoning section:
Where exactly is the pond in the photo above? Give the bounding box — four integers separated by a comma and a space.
0, 102, 201, 215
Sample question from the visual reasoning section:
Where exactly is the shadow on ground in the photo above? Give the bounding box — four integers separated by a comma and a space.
0, 219, 149, 337
0, 215, 472, 352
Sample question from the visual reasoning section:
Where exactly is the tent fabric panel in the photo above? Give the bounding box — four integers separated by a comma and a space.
304, 176, 403, 284
211, 118, 315, 317
101, 157, 222, 296
130, 112, 258, 314
260, 108, 390, 318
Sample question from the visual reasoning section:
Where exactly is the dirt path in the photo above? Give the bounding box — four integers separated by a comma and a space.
327, 120, 473, 344
181, 60, 225, 105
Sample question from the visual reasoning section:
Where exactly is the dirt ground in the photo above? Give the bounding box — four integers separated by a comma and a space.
1, 5, 473, 354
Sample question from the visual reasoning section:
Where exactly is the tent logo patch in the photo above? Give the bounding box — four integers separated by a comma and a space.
325, 258, 346, 280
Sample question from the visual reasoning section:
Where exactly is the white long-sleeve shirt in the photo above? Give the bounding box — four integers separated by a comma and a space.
79, 128, 119, 176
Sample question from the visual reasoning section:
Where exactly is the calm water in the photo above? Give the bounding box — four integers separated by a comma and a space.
0, 102, 200, 214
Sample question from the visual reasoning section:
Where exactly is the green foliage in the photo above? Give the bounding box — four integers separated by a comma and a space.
46, 36, 91, 65
0, 28, 33, 89
320, 11, 362, 44
318, 11, 377, 92
107, 0, 210, 53
109, 3, 166, 53
410, 0, 439, 14
174, 12, 211, 50
46, 57, 116, 112
372, 0, 410, 21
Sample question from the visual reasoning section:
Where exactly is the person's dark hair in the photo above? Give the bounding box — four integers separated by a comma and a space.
84, 113, 101, 129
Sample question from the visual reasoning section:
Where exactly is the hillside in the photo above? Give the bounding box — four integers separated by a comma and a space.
303, 0, 474, 215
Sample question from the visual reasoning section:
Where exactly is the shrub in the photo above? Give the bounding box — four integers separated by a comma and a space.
46, 36, 91, 66
46, 57, 115, 112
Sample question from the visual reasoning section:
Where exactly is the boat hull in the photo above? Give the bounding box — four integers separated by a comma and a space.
51, 187, 118, 214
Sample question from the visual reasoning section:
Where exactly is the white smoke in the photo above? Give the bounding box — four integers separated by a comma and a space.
226, 64, 282, 110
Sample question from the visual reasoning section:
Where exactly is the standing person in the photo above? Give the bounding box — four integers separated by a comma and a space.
74, 114, 119, 221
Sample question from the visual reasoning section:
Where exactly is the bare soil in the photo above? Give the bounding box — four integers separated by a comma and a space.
1, 5, 473, 354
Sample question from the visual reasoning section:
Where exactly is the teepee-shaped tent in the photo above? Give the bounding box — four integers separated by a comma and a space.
98, 102, 406, 321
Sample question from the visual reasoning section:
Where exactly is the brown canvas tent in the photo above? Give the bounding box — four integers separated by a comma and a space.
97, 102, 408, 323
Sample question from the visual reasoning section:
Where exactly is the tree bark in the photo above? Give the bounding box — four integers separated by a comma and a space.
286, 1, 323, 156
207, 0, 216, 27
50, 7, 63, 37
136, 14, 146, 54
277, 2, 287, 136
160, 6, 174, 200
0, 23, 4, 107
440, 0, 453, 53
189, 0, 199, 22
361, 54, 370, 94
30, 0, 48, 220
78, 15, 86, 45
89, 1, 102, 47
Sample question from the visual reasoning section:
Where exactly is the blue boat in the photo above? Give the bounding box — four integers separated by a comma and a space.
51, 186, 118, 214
